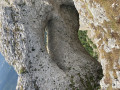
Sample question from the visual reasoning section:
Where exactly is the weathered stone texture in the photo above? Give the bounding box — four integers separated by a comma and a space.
74, 0, 120, 89
0, 0, 104, 90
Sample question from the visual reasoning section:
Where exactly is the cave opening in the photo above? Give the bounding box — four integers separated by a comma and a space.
44, 3, 103, 89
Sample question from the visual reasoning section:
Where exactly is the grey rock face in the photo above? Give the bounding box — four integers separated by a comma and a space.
0, 0, 102, 90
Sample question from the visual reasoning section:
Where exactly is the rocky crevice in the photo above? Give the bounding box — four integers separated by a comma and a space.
74, 0, 120, 89
0, 0, 103, 90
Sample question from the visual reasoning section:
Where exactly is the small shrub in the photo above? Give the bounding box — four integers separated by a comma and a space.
78, 30, 98, 60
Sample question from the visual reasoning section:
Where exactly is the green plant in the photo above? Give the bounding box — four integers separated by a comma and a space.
78, 30, 98, 60
78, 73, 100, 90
19, 67, 27, 74
69, 76, 79, 90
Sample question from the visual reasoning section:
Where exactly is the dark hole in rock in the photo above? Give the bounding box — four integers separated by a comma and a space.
32, 47, 35, 51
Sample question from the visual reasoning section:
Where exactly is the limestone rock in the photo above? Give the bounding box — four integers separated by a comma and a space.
0, 0, 103, 90
74, 0, 120, 89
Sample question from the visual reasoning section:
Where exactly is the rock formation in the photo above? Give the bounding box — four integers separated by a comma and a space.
1, 0, 119, 90
74, 0, 120, 89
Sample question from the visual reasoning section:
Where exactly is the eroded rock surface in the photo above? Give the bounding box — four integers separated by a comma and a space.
74, 0, 120, 89
0, 0, 103, 90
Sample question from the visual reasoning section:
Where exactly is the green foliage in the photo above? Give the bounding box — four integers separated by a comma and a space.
78, 30, 98, 60
19, 67, 27, 74
69, 76, 75, 90
78, 73, 100, 90
69, 73, 101, 90
69, 76, 79, 90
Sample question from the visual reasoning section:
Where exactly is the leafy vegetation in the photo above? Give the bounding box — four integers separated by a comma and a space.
78, 30, 98, 60
69, 75, 79, 90
78, 73, 100, 90
69, 73, 101, 90
19, 67, 27, 74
